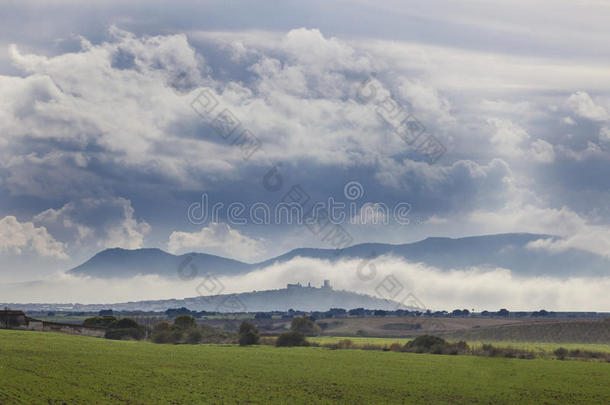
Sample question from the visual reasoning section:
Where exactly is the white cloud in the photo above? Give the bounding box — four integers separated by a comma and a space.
34, 197, 150, 250
424, 215, 449, 225
397, 78, 454, 126
0, 216, 67, 259
487, 118, 529, 158
529, 139, 555, 163
469, 204, 610, 257
168, 222, 265, 262
565, 91, 608, 121
1, 256, 608, 311
599, 126, 610, 144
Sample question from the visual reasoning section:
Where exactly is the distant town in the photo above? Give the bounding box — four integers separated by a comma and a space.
286, 280, 332, 290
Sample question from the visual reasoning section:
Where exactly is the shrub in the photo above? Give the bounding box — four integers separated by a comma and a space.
404, 335, 446, 353
337, 339, 354, 349
554, 347, 569, 360
153, 321, 171, 332
151, 330, 174, 344
173, 315, 197, 330
185, 329, 203, 344
111, 318, 140, 329
238, 321, 260, 346
360, 344, 384, 351
389, 342, 402, 352
276, 331, 308, 347
172, 329, 184, 342
403, 336, 470, 355
474, 343, 535, 359
83, 315, 116, 328
290, 316, 321, 336
104, 318, 145, 340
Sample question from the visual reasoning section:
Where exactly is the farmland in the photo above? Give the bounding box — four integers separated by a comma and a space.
308, 336, 610, 355
1, 329, 609, 404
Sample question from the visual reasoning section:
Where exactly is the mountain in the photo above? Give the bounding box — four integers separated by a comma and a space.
68, 233, 610, 279
68, 248, 249, 278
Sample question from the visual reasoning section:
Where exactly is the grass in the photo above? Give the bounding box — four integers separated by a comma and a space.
464, 341, 610, 355
310, 336, 610, 354
444, 319, 610, 344
1, 330, 610, 404
309, 336, 411, 346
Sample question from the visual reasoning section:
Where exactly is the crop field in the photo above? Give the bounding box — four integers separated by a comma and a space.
309, 336, 411, 346
309, 336, 610, 354
1, 330, 609, 404
445, 319, 610, 344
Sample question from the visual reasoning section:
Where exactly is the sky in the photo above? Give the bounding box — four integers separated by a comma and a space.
1, 1, 610, 309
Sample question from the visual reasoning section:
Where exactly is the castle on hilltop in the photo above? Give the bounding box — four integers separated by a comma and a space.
286, 280, 332, 290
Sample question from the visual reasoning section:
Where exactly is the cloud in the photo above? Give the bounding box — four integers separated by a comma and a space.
469, 204, 610, 257
167, 222, 265, 261
1, 256, 608, 311
375, 157, 513, 214
34, 197, 150, 250
599, 126, 610, 144
487, 118, 529, 158
529, 138, 555, 163
0, 216, 67, 259
0, 16, 609, 297
564, 91, 608, 121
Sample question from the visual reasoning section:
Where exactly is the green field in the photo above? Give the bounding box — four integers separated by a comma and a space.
310, 336, 610, 354
1, 330, 609, 404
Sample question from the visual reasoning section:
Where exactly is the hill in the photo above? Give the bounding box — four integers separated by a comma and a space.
68, 247, 249, 278
3, 285, 404, 312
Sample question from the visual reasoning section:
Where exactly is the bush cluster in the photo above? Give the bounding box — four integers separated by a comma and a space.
290, 316, 321, 336
471, 343, 535, 359
151, 316, 231, 344
276, 330, 309, 347
83, 315, 118, 329
104, 318, 146, 340
84, 316, 146, 340
402, 335, 469, 355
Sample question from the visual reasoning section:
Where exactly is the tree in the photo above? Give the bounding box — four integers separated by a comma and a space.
185, 329, 203, 344
173, 315, 197, 330
153, 321, 171, 332
348, 308, 365, 316
554, 347, 568, 360
497, 308, 509, 317
165, 307, 193, 318
151, 321, 174, 343
276, 330, 308, 347
290, 316, 321, 336
104, 318, 145, 340
238, 321, 260, 346
83, 315, 117, 328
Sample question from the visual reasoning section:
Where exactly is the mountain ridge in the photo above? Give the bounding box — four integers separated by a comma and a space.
68, 233, 608, 278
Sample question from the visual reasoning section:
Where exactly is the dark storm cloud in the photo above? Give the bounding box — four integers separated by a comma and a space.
1, 0, 610, 293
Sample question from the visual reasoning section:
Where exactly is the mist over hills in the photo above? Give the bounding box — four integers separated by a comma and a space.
6, 285, 401, 312
69, 233, 609, 279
